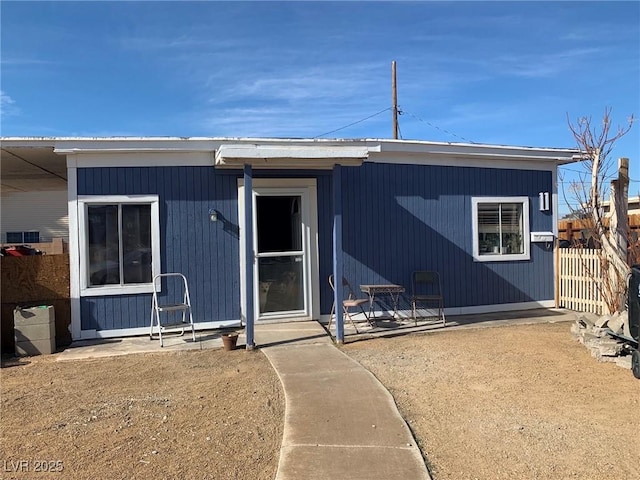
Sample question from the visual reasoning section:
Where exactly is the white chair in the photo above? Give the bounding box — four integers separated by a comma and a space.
149, 273, 195, 347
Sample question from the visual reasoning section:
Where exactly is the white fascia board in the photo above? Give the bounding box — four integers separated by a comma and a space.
376, 139, 580, 158
52, 138, 219, 153
66, 151, 215, 168
215, 144, 369, 169
369, 152, 560, 172
373, 140, 581, 165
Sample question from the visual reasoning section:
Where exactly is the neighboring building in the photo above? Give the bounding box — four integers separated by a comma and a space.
602, 195, 640, 215
0, 137, 580, 343
1, 144, 68, 249
1, 190, 69, 243
558, 195, 640, 247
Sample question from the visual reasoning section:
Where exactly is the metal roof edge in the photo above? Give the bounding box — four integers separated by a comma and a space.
1, 136, 582, 163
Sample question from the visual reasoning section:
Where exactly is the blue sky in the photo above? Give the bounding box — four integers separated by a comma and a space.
1, 1, 639, 205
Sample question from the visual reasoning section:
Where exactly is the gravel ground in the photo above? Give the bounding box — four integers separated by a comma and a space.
3, 321, 638, 480
0, 348, 284, 479
343, 321, 640, 480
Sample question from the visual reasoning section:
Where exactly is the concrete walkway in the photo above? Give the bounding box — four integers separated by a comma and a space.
254, 322, 431, 480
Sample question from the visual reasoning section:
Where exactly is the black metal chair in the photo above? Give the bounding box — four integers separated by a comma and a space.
410, 271, 445, 327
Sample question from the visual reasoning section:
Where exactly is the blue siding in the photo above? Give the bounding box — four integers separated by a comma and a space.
78, 166, 242, 331
77, 162, 554, 331
340, 163, 554, 309
317, 174, 335, 315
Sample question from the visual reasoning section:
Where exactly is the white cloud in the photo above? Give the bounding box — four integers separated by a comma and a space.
492, 48, 605, 78
192, 61, 393, 137
216, 63, 385, 104
0, 91, 19, 117
199, 102, 390, 138
434, 47, 606, 80
119, 34, 240, 51
0, 58, 53, 66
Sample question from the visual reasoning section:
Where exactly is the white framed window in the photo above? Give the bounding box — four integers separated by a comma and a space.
472, 196, 530, 262
78, 195, 160, 296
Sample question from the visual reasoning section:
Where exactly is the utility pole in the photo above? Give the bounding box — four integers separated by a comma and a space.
392, 60, 398, 139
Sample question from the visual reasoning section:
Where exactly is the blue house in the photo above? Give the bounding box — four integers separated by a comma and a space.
1, 137, 579, 344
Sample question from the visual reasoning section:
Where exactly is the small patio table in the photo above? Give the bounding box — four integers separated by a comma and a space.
360, 284, 405, 323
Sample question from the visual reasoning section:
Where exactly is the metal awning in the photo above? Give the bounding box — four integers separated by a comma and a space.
214, 144, 369, 169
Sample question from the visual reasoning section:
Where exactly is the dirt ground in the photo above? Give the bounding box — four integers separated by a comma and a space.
344, 321, 640, 480
0, 348, 284, 480
2, 321, 639, 480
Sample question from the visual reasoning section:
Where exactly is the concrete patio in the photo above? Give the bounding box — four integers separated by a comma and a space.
51, 308, 577, 361
328, 308, 578, 343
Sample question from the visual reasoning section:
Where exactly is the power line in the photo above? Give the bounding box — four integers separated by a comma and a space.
402, 110, 476, 144
560, 165, 639, 183
313, 107, 391, 138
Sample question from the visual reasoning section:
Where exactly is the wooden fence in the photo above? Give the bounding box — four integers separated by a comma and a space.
1, 254, 71, 354
0, 237, 67, 255
557, 248, 606, 315
558, 214, 640, 244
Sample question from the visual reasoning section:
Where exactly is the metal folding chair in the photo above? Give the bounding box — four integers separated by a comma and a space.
328, 275, 370, 334
410, 271, 446, 327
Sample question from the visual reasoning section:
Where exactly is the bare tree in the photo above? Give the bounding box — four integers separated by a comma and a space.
564, 107, 634, 313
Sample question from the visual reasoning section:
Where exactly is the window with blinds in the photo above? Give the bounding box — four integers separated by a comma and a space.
472, 197, 530, 261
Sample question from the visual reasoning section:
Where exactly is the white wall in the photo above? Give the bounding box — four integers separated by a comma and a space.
0, 190, 69, 242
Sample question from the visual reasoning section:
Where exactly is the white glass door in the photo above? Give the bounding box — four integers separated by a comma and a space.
254, 192, 307, 318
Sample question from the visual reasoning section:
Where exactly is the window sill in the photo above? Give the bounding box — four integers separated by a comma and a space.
473, 253, 530, 262
81, 283, 155, 297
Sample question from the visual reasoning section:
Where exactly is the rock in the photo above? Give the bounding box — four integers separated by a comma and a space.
595, 314, 611, 328
607, 311, 626, 334
590, 349, 616, 362
570, 322, 586, 339
622, 311, 632, 338
615, 356, 632, 369
590, 327, 610, 338
582, 332, 602, 347
577, 313, 598, 328
595, 339, 624, 357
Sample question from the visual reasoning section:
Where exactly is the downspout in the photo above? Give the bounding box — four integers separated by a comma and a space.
332, 164, 344, 343
243, 164, 255, 349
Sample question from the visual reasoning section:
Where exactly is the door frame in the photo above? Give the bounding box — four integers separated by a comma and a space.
238, 178, 320, 323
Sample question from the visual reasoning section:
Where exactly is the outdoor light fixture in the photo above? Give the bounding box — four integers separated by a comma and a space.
209, 209, 218, 222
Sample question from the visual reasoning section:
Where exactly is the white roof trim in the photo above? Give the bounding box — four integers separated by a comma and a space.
1, 136, 582, 168
214, 144, 369, 169
373, 140, 581, 164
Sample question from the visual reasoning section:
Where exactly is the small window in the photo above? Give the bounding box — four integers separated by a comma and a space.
472, 197, 530, 261
79, 195, 160, 296
23, 231, 40, 243
6, 231, 39, 243
6, 232, 24, 243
